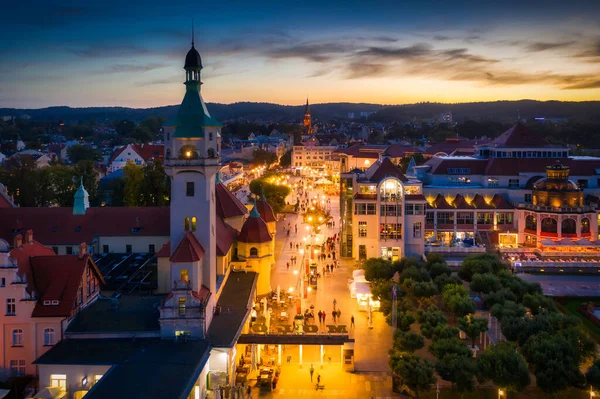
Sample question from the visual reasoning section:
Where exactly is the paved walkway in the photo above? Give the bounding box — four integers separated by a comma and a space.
256, 178, 398, 398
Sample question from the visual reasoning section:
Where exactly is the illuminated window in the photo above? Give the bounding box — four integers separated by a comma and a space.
413, 222, 422, 238
50, 374, 66, 390
180, 269, 189, 282
541, 218, 557, 233
191, 217, 197, 232
178, 297, 186, 317
358, 222, 367, 237
184, 217, 190, 231
525, 215, 537, 231
94, 375, 103, 383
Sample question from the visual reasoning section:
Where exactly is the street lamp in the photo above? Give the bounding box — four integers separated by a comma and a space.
591, 388, 596, 399
498, 389, 504, 399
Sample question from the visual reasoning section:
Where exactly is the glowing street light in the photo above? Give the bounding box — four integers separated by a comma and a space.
498, 389, 504, 399
288, 287, 294, 293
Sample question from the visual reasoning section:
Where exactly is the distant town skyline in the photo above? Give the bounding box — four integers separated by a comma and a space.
1, 0, 600, 109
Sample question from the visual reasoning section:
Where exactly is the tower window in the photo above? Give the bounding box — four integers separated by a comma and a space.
186, 182, 195, 197
207, 148, 215, 158
178, 297, 186, 317
209, 132, 213, 141
184, 217, 190, 231
250, 247, 258, 257
180, 269, 189, 282
191, 217, 197, 232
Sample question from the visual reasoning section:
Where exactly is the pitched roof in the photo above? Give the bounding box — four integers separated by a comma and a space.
424, 156, 489, 175
216, 216, 237, 257
238, 207, 272, 243
215, 183, 248, 219
424, 139, 490, 155
484, 158, 600, 176
486, 124, 548, 148
430, 194, 454, 209
471, 194, 495, 209
170, 232, 205, 263
490, 194, 513, 209
9, 235, 56, 294
156, 242, 170, 258
110, 144, 164, 164
30, 254, 105, 317
0, 207, 170, 245
255, 198, 276, 223
364, 157, 407, 182
385, 144, 421, 158
452, 194, 474, 209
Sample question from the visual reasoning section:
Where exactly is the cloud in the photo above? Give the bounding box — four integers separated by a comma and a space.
526, 41, 575, 52
345, 63, 390, 79
432, 35, 450, 41
575, 38, 600, 60
69, 44, 153, 58
357, 43, 433, 59
268, 42, 352, 63
103, 63, 166, 74
563, 80, 600, 89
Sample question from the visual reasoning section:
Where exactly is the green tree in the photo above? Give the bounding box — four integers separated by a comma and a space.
67, 144, 101, 163
114, 119, 135, 136
522, 293, 555, 315
428, 262, 452, 280
393, 330, 425, 352
129, 126, 154, 143
429, 338, 472, 360
122, 161, 144, 206
279, 149, 292, 167
252, 148, 278, 165
586, 359, 600, 392
442, 285, 475, 321
139, 159, 169, 206
38, 165, 76, 206
389, 352, 436, 399
458, 316, 488, 348
435, 354, 476, 394
470, 273, 501, 295
139, 116, 167, 135
362, 257, 394, 281
429, 324, 460, 341
249, 176, 290, 214
458, 253, 506, 281
434, 274, 462, 292
490, 301, 526, 321
477, 341, 530, 393
400, 266, 431, 283
397, 311, 416, 332
73, 160, 99, 203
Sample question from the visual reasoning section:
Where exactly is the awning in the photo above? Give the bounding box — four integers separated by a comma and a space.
28, 387, 67, 399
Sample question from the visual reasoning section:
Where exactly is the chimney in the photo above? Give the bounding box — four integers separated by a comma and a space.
25, 229, 33, 244
13, 234, 23, 248
79, 242, 87, 259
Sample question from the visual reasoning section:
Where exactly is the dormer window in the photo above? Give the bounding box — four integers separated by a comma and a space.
51, 300, 59, 305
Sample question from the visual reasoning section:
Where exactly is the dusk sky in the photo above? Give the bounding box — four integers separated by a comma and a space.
1, 0, 600, 109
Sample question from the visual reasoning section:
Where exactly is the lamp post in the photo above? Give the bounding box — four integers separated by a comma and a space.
591, 387, 596, 399
498, 389, 504, 399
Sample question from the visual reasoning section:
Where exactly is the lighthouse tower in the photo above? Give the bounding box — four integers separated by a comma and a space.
159, 38, 222, 339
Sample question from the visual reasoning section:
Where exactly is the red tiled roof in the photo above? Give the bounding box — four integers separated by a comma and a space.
0, 207, 170, 245
156, 242, 170, 258
385, 144, 421, 158
170, 232, 205, 263
452, 194, 474, 209
365, 157, 407, 182
9, 236, 56, 295
486, 124, 547, 148
215, 183, 248, 219
490, 194, 513, 209
405, 194, 427, 201
216, 217, 237, 257
238, 210, 272, 243
255, 199, 276, 223
431, 194, 453, 209
471, 194, 495, 209
0, 192, 14, 208
424, 156, 489, 175
30, 254, 105, 318
192, 286, 211, 302
485, 158, 600, 176
424, 139, 490, 155
110, 144, 164, 164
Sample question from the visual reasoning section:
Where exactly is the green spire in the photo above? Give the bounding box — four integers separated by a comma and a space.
73, 177, 89, 215
250, 198, 260, 218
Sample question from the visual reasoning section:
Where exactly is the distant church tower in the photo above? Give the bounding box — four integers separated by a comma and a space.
303, 98, 313, 134
73, 177, 89, 215
160, 36, 222, 339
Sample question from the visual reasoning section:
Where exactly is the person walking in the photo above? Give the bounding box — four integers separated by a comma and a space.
322, 311, 326, 324
286, 262, 290, 271
317, 374, 321, 385
351, 315, 355, 328
246, 385, 251, 399
310, 364, 315, 381
318, 310, 323, 324
290, 242, 293, 250
295, 224, 298, 233
332, 310, 337, 323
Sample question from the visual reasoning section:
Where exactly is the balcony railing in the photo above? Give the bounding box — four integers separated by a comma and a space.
511, 201, 596, 213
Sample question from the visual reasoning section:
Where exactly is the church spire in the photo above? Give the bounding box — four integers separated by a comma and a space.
73, 177, 89, 215
303, 97, 313, 135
